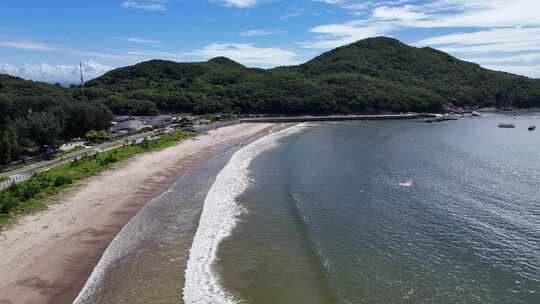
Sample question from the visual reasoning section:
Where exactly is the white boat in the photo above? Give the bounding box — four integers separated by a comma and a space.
399, 180, 413, 187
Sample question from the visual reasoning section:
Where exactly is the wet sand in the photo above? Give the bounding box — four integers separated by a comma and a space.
75, 146, 238, 304
0, 123, 273, 304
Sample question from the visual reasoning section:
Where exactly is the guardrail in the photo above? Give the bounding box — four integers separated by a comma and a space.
0, 173, 33, 190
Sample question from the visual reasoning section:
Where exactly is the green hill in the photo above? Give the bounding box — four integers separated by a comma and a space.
85, 37, 540, 115
0, 74, 66, 98
297, 37, 540, 110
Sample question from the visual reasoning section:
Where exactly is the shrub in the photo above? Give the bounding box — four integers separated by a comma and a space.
98, 154, 117, 166
21, 183, 40, 201
54, 175, 72, 187
0, 195, 17, 214
36, 175, 53, 188
70, 158, 81, 167
141, 140, 151, 149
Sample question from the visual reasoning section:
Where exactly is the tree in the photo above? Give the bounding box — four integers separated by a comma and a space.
0, 127, 19, 164
25, 112, 62, 148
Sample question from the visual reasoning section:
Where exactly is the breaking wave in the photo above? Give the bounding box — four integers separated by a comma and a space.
183, 124, 305, 304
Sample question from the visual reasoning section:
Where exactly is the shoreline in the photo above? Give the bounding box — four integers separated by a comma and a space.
0, 123, 275, 304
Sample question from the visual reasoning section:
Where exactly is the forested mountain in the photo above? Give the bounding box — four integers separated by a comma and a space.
1, 37, 540, 165
0, 75, 112, 164
85, 37, 540, 115
296, 38, 540, 110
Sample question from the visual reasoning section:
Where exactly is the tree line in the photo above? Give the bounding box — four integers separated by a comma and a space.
0, 75, 112, 165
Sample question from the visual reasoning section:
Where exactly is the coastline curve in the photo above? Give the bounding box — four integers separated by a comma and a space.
183, 124, 306, 304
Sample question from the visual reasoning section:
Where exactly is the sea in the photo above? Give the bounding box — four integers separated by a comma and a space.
77, 112, 540, 304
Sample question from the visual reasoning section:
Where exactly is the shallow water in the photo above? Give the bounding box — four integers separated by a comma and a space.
74, 147, 237, 304
217, 113, 540, 304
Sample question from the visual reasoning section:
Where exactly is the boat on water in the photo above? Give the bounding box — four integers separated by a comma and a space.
498, 123, 515, 128
399, 180, 413, 187
529, 125, 536, 131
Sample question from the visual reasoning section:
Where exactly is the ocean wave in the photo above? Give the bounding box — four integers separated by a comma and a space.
183, 124, 306, 304
73, 187, 174, 304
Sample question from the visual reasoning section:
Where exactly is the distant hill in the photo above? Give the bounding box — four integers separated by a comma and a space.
296, 38, 540, 110
0, 74, 67, 98
84, 37, 540, 115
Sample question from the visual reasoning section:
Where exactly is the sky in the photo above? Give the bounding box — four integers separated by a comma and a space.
0, 0, 539, 83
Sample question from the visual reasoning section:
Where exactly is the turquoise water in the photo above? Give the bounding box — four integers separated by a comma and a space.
217, 114, 540, 303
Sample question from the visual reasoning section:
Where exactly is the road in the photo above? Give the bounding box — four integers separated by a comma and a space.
0, 120, 241, 190
0, 130, 159, 189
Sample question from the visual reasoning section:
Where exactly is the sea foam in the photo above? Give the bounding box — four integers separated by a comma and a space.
73, 187, 174, 304
183, 124, 305, 304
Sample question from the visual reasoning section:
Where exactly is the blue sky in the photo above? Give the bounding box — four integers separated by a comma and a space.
1, 0, 539, 82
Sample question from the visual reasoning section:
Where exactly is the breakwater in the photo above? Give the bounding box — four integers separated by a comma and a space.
240, 113, 435, 123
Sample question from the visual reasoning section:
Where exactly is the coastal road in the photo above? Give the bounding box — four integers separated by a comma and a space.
0, 130, 160, 189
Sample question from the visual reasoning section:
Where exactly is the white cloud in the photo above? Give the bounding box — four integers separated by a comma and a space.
416, 27, 540, 54
309, 0, 540, 42
316, 0, 345, 4
416, 28, 540, 47
482, 64, 540, 79
302, 21, 395, 49
0, 60, 112, 82
190, 43, 299, 67
123, 37, 162, 44
411, 0, 540, 28
122, 49, 184, 59
462, 52, 540, 79
469, 53, 540, 65
372, 5, 427, 22
0, 38, 138, 60
413, 27, 540, 78
280, 13, 301, 19
0, 40, 55, 51
318, 0, 414, 13
121, 1, 166, 11
239, 29, 280, 37
220, 0, 259, 8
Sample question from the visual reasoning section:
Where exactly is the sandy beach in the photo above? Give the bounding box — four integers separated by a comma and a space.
0, 123, 273, 304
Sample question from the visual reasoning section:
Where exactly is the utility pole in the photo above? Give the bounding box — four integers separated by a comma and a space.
80, 60, 85, 102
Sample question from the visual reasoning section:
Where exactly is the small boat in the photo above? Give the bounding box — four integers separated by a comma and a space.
498, 123, 515, 128
529, 125, 536, 131
399, 180, 413, 187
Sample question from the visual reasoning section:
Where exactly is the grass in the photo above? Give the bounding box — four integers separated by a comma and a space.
0, 131, 195, 230
0, 176, 9, 183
